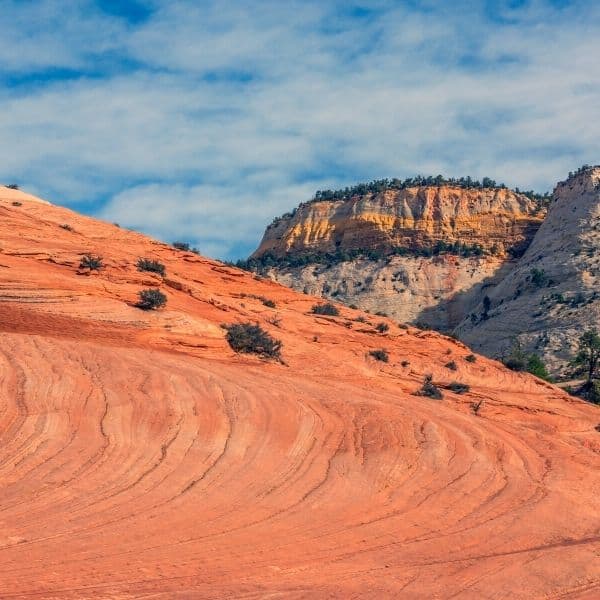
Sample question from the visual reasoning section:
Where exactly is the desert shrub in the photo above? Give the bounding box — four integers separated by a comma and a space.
375, 322, 389, 333
79, 254, 103, 270
60, 223, 73, 231
375, 311, 388, 317
445, 360, 457, 371
401, 360, 410, 367
11, 201, 22, 206
448, 382, 470, 394
6, 184, 19, 190
311, 302, 339, 316
172, 241, 190, 251
416, 375, 443, 400
225, 322, 282, 359
369, 349, 389, 362
262, 298, 276, 308
530, 268, 548, 288
137, 258, 166, 277
348, 303, 358, 309
526, 354, 551, 380
465, 354, 477, 363
355, 315, 367, 323
137, 288, 167, 310
503, 341, 551, 380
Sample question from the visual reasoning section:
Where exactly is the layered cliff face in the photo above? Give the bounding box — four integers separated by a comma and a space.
254, 186, 544, 258
252, 185, 544, 329
1, 187, 599, 598
457, 166, 600, 376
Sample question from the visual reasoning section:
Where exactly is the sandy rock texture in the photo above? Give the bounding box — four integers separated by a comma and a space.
458, 166, 600, 375
0, 189, 598, 598
265, 254, 514, 331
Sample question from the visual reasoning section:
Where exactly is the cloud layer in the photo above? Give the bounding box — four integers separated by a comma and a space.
1, 0, 599, 259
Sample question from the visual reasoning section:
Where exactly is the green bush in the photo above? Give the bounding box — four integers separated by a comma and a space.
369, 349, 389, 362
262, 298, 276, 308
311, 302, 340, 316
137, 258, 166, 277
530, 268, 548, 288
416, 375, 443, 399
79, 254, 103, 270
137, 288, 167, 310
465, 354, 477, 363
526, 354, 551, 380
225, 322, 282, 359
445, 360, 457, 371
503, 341, 551, 380
375, 322, 389, 333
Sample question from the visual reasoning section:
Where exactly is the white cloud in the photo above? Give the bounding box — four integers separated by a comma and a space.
0, 0, 599, 258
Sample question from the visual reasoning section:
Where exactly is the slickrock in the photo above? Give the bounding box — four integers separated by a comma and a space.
0, 190, 598, 598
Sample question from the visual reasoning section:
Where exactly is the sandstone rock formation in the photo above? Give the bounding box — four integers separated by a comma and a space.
0, 188, 598, 598
457, 166, 600, 376
255, 186, 544, 257
252, 185, 544, 330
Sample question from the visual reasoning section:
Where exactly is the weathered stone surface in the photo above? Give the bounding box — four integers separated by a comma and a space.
254, 185, 543, 330
0, 188, 598, 598
457, 166, 600, 376
254, 186, 544, 257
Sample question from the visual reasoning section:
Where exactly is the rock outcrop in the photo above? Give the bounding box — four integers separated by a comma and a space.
252, 185, 544, 329
0, 188, 598, 598
255, 186, 544, 257
457, 166, 600, 376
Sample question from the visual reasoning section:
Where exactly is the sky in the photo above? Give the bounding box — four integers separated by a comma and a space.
1, 0, 599, 260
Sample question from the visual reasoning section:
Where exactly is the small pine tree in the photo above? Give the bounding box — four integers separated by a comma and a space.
573, 328, 600, 385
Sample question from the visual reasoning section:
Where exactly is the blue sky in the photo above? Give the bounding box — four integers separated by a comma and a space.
1, 0, 598, 259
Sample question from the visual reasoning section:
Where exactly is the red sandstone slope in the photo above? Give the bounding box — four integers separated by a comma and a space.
0, 188, 598, 599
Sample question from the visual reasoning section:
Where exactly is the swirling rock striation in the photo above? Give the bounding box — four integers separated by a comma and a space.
0, 187, 598, 598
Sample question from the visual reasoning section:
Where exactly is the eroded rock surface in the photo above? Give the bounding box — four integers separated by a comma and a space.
253, 185, 543, 329
458, 166, 600, 376
0, 189, 598, 598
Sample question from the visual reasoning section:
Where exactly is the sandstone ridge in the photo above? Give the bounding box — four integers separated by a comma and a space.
250, 184, 544, 331
254, 185, 544, 258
